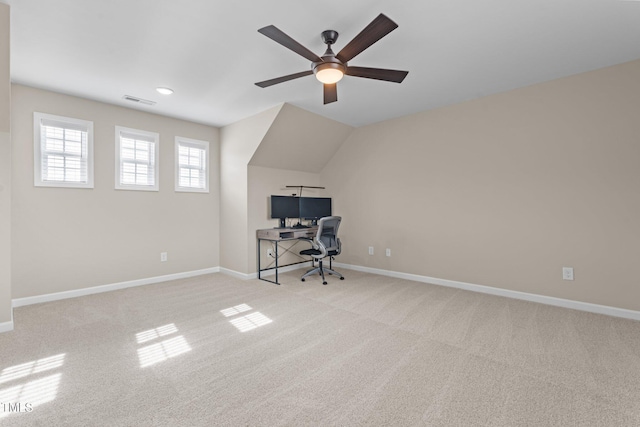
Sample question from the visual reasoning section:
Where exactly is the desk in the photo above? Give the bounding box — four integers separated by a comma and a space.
257, 226, 318, 285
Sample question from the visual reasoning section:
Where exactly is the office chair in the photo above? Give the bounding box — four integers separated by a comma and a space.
300, 216, 344, 285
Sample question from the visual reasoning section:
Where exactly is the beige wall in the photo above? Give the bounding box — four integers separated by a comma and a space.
0, 2, 11, 324
322, 59, 640, 312
0, 2, 8, 132
248, 165, 322, 273
220, 105, 282, 274
11, 85, 220, 298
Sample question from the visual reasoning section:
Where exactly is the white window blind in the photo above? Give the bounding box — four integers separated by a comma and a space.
115, 127, 159, 191
175, 137, 209, 193
34, 113, 94, 188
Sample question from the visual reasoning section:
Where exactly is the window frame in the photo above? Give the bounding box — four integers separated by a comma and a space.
33, 112, 94, 189
115, 126, 160, 192
174, 136, 209, 193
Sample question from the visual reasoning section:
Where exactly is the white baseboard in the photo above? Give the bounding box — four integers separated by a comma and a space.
0, 305, 14, 333
0, 319, 13, 333
220, 267, 254, 280
334, 263, 640, 321
221, 263, 310, 281
12, 267, 220, 308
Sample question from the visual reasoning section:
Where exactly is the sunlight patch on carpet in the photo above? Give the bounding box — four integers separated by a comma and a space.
220, 304, 252, 317
229, 312, 273, 332
135, 323, 178, 344
0, 354, 65, 418
137, 335, 192, 368
135, 324, 191, 368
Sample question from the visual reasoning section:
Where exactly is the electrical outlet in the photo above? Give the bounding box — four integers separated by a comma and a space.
386, 248, 391, 257
562, 267, 574, 281
160, 252, 168, 262
368, 246, 374, 255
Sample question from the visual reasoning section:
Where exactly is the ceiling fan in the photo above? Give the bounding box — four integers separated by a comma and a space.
255, 13, 409, 104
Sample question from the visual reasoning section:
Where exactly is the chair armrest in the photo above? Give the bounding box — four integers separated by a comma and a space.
316, 239, 328, 257
299, 237, 321, 251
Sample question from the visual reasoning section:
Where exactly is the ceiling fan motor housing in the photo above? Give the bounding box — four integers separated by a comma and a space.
314, 31, 346, 76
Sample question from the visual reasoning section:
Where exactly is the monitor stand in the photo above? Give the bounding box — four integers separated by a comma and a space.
278, 218, 286, 228
310, 219, 318, 226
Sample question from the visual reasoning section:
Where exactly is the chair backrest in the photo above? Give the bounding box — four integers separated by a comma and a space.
315, 216, 341, 253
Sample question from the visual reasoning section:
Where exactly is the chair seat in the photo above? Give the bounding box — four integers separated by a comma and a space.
300, 249, 338, 256
300, 248, 320, 256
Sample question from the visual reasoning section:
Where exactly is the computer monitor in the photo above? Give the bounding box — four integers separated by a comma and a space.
299, 197, 332, 225
270, 195, 299, 228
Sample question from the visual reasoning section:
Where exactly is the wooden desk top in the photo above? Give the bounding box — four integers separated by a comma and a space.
256, 226, 318, 241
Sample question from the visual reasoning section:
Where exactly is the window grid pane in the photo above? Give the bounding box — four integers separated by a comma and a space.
41, 125, 88, 183
177, 144, 206, 190
119, 135, 156, 187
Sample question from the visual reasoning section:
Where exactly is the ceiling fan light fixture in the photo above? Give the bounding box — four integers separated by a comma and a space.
314, 63, 345, 84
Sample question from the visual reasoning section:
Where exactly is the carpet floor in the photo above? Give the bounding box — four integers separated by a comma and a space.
1, 270, 640, 426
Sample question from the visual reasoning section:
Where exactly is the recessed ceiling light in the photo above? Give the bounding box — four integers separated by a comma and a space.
156, 87, 174, 95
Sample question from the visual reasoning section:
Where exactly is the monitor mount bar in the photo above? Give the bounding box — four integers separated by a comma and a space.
286, 185, 325, 197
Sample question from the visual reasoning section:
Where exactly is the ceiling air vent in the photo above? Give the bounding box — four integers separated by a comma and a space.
122, 95, 156, 106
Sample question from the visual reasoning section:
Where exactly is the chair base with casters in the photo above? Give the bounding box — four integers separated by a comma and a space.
300, 250, 344, 285
299, 215, 344, 285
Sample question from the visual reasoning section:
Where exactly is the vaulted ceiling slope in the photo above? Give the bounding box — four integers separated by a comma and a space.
249, 103, 353, 173
7, 0, 640, 127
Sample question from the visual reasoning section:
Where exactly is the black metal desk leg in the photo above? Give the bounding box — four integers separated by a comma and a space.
257, 239, 261, 280
275, 241, 279, 284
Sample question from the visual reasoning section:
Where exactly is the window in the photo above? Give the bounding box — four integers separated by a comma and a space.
33, 112, 94, 188
175, 137, 209, 193
115, 126, 159, 191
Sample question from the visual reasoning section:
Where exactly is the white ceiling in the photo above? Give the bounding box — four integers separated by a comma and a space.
6, 0, 640, 128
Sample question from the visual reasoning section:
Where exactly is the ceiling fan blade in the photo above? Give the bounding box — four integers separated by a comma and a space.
324, 83, 337, 104
336, 14, 398, 63
255, 70, 313, 88
258, 25, 323, 63
345, 66, 408, 83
